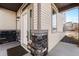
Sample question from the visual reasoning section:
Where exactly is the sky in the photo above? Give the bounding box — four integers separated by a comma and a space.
65, 8, 78, 23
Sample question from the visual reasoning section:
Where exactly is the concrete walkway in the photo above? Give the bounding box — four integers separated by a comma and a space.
48, 42, 79, 56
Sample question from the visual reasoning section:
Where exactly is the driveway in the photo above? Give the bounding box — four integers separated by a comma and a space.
48, 42, 79, 56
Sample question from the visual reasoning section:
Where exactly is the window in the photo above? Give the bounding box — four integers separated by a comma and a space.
52, 10, 57, 32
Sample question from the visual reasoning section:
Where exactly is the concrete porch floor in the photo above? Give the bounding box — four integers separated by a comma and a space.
0, 41, 31, 56
48, 42, 79, 56
0, 41, 20, 56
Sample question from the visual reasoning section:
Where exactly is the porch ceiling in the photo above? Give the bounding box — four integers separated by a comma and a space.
0, 3, 78, 12
55, 3, 79, 12
0, 3, 23, 12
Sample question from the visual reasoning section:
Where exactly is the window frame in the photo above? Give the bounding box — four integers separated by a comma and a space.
51, 7, 57, 33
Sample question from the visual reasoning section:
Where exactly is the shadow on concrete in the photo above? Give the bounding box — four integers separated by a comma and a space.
61, 36, 79, 45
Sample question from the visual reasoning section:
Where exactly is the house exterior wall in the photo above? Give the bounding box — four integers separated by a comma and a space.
19, 3, 65, 53
33, 3, 38, 30
48, 13, 65, 52
40, 3, 65, 52
40, 4, 49, 30
17, 3, 38, 52
17, 3, 38, 30
0, 8, 16, 30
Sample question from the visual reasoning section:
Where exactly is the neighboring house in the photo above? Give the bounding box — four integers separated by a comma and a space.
73, 23, 79, 31
64, 22, 73, 31
64, 22, 79, 31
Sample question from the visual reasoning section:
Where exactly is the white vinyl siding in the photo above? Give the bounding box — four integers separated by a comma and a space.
40, 4, 50, 30
33, 4, 38, 30
39, 4, 65, 52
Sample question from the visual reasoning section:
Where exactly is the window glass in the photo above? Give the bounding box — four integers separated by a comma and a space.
52, 14, 57, 32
